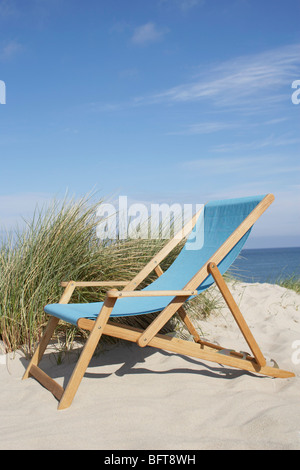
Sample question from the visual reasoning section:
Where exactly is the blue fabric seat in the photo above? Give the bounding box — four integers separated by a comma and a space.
44, 195, 265, 325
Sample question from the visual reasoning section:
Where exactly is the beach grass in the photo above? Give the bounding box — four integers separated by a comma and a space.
0, 194, 212, 355
277, 275, 300, 294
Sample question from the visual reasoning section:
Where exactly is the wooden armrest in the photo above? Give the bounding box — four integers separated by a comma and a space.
60, 281, 128, 288
106, 289, 198, 298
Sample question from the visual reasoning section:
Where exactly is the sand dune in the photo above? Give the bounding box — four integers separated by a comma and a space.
0, 281, 299, 450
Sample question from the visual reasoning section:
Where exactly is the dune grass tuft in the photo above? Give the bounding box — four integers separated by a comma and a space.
0, 194, 209, 355
277, 275, 300, 294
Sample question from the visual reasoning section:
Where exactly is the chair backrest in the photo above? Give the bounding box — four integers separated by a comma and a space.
144, 195, 266, 293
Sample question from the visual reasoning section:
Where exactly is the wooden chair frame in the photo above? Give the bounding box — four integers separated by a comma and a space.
23, 194, 294, 410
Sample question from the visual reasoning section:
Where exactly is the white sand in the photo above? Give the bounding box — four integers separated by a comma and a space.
0, 281, 300, 450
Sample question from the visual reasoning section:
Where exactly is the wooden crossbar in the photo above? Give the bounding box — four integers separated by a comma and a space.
61, 281, 128, 287
29, 365, 64, 401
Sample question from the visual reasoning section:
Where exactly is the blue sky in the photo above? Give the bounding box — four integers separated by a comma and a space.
0, 0, 299, 248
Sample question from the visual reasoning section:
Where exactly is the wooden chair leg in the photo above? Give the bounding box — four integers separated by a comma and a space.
207, 262, 266, 367
23, 316, 59, 380
23, 281, 76, 380
58, 296, 117, 410
177, 306, 202, 343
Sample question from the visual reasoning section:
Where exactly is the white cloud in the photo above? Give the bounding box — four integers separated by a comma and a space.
131, 22, 168, 46
212, 134, 300, 153
95, 43, 300, 114
180, 155, 300, 176
167, 121, 237, 135
142, 43, 300, 108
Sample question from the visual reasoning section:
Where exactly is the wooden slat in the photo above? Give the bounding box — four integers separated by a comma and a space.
30, 365, 64, 401
106, 289, 198, 298
154, 264, 164, 277
58, 281, 76, 303
177, 306, 202, 343
61, 281, 128, 287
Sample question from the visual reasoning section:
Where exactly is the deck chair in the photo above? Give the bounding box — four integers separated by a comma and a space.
23, 194, 295, 409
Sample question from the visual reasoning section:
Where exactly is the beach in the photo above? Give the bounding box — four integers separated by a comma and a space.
0, 280, 299, 450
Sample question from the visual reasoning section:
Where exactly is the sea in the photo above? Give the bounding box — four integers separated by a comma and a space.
229, 247, 300, 284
